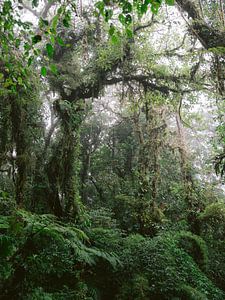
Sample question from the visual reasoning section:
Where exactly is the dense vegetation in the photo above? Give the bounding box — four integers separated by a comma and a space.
0, 0, 225, 299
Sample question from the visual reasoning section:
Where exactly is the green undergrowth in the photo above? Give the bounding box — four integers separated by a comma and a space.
0, 209, 224, 299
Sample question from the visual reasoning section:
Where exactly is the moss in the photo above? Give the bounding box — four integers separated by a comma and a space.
199, 202, 225, 221
116, 274, 149, 300
175, 231, 208, 271
199, 202, 225, 240
177, 285, 208, 300
119, 232, 224, 300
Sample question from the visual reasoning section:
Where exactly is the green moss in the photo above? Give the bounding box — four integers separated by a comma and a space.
199, 202, 225, 240
199, 202, 225, 221
175, 231, 208, 271
177, 285, 208, 300
118, 232, 224, 300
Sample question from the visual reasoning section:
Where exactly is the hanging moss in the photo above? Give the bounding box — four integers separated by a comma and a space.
45, 100, 84, 219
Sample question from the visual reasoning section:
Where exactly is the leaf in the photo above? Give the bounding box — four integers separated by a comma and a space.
17, 77, 23, 85
32, 34, 42, 44
119, 14, 126, 25
125, 14, 132, 25
24, 43, 31, 51
28, 56, 34, 66
32, 0, 39, 7
95, 1, 105, 15
3, 1, 12, 15
40, 18, 49, 27
41, 66, 47, 76
50, 36, 55, 44
52, 15, 58, 30
63, 18, 70, 28
15, 38, 21, 48
122, 2, 132, 14
165, 0, 174, 5
151, 4, 160, 14
56, 36, 64, 46
46, 43, 54, 58
109, 24, 115, 36
57, 6, 63, 14
126, 28, 133, 38
140, 4, 148, 14
111, 34, 118, 45
50, 64, 57, 75
104, 9, 113, 22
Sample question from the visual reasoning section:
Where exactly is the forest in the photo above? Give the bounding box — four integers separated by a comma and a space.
0, 0, 225, 299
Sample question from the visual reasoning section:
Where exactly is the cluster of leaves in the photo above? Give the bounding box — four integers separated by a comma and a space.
96, 0, 174, 23
95, 0, 174, 40
0, 209, 120, 299
1, 201, 225, 299
115, 231, 224, 299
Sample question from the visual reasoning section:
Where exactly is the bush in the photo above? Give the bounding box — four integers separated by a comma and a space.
0, 210, 120, 299
116, 232, 224, 300
199, 202, 225, 240
175, 231, 208, 271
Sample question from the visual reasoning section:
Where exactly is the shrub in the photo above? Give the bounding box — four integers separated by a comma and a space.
116, 232, 224, 300
199, 202, 225, 240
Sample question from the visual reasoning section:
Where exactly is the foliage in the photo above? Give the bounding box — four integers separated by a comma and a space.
198, 203, 225, 291
116, 232, 224, 299
199, 202, 225, 240
0, 0, 225, 299
0, 210, 120, 298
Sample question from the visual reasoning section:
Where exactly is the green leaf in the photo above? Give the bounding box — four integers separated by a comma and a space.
15, 38, 21, 48
3, 1, 12, 15
46, 43, 54, 58
111, 34, 119, 45
50, 64, 58, 75
119, 14, 126, 25
151, 4, 160, 14
28, 56, 33, 66
126, 28, 133, 38
41, 66, 47, 76
109, 24, 115, 36
52, 15, 58, 30
50, 36, 55, 44
17, 77, 23, 85
24, 43, 31, 51
32, 34, 42, 44
56, 36, 64, 46
63, 18, 70, 28
95, 1, 105, 15
165, 0, 174, 5
140, 4, 148, 14
40, 18, 49, 27
122, 2, 132, 14
105, 9, 113, 22
32, 0, 39, 7
57, 6, 63, 14
125, 14, 132, 25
